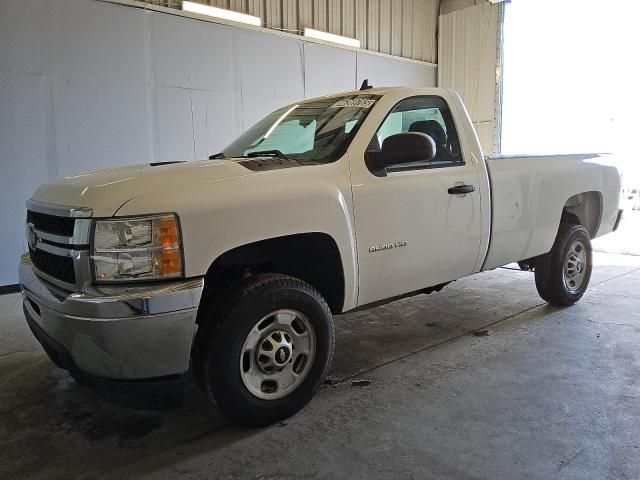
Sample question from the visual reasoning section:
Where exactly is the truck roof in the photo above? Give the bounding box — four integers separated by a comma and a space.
279, 86, 447, 111
312, 86, 443, 100
340, 86, 438, 96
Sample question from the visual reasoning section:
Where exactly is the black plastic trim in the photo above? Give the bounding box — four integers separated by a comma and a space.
448, 184, 476, 195
27, 210, 76, 237
0, 284, 21, 295
613, 209, 623, 232
29, 247, 76, 285
149, 161, 186, 166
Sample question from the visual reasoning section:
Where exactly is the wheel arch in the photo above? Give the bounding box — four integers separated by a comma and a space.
198, 232, 346, 317
561, 191, 603, 237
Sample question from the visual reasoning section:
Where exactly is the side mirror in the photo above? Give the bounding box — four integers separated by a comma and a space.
365, 132, 436, 176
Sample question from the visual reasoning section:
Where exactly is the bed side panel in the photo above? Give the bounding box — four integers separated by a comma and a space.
482, 154, 620, 270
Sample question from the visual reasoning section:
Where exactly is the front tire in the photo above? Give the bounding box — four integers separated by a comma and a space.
534, 223, 592, 306
194, 274, 334, 426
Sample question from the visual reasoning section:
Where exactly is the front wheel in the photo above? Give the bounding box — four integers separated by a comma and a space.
193, 274, 335, 426
534, 223, 593, 306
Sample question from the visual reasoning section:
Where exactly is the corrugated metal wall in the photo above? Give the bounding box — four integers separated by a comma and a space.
143, 0, 439, 63
438, 0, 502, 154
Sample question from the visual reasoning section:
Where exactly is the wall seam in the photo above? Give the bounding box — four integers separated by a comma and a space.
188, 72, 197, 160
144, 9, 159, 163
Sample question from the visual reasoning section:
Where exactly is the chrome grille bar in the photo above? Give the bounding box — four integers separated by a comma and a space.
26, 200, 94, 290
26, 199, 93, 218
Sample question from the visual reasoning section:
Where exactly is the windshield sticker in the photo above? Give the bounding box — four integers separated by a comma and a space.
329, 98, 377, 109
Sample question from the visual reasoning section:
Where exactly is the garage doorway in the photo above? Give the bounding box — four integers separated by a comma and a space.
500, 0, 640, 255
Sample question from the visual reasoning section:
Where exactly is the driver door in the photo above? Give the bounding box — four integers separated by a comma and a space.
350, 95, 483, 306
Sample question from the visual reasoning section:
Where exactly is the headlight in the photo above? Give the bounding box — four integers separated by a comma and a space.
92, 214, 183, 282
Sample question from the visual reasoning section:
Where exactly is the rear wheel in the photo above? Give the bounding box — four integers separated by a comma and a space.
534, 223, 592, 306
193, 274, 334, 426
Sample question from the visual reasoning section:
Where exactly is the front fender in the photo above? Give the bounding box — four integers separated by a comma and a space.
115, 159, 359, 311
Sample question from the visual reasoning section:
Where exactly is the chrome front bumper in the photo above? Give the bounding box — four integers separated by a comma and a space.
19, 255, 203, 380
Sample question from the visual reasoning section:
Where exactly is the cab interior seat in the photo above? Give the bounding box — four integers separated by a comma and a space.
408, 120, 451, 163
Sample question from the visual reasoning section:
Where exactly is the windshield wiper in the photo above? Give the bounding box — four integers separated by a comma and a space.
208, 152, 226, 159
246, 149, 289, 159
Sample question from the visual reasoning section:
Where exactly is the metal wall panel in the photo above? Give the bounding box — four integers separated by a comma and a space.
265, 1, 282, 29
282, 0, 299, 31
438, 1, 501, 154
328, 0, 341, 34
379, 0, 391, 54
390, 0, 402, 57
355, 0, 368, 49
342, 0, 355, 38
314, 0, 328, 31
247, 0, 263, 19
303, 43, 357, 97
367, 0, 379, 52
401, 0, 413, 59
299, 1, 313, 30
145, 0, 438, 63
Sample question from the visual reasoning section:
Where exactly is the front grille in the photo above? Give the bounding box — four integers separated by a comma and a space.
27, 210, 75, 237
29, 247, 76, 285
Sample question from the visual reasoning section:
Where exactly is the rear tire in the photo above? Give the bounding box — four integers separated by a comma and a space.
193, 274, 334, 426
534, 223, 592, 306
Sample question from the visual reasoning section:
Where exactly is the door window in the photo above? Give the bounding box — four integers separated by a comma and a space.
367, 96, 464, 172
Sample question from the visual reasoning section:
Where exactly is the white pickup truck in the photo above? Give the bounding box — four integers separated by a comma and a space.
20, 86, 622, 425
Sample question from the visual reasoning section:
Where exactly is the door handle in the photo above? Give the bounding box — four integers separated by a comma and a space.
448, 184, 475, 195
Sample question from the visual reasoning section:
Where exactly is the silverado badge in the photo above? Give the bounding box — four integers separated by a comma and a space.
369, 240, 408, 253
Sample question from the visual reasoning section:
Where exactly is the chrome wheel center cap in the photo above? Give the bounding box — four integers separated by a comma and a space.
274, 346, 291, 365
257, 330, 294, 373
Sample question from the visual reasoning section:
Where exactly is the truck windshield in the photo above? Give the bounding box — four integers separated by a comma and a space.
221, 94, 380, 162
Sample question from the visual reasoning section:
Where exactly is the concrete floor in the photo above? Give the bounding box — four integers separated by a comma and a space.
1, 252, 640, 479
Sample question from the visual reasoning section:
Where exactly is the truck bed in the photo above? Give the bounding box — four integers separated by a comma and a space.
482, 153, 621, 270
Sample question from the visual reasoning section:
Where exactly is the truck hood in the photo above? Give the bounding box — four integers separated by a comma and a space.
31, 160, 254, 217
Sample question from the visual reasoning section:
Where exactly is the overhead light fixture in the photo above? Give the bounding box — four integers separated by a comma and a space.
303, 28, 361, 48
182, 1, 262, 27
